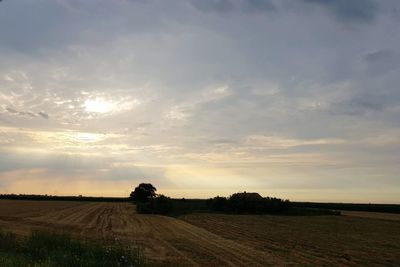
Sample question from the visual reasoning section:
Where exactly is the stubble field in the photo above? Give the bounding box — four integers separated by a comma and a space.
0, 200, 399, 266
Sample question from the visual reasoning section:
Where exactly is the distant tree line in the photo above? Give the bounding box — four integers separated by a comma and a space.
131, 184, 292, 215
130, 184, 200, 215
0, 194, 129, 202
206, 192, 291, 214
293, 202, 400, 214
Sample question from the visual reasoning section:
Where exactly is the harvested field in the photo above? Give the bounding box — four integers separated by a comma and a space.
0, 200, 283, 266
1, 200, 399, 266
340, 210, 400, 221
181, 213, 400, 266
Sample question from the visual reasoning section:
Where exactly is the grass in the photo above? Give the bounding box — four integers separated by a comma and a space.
0, 229, 145, 267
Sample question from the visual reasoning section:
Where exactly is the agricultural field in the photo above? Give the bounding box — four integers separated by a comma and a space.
0, 200, 399, 266
340, 210, 400, 221
181, 213, 400, 266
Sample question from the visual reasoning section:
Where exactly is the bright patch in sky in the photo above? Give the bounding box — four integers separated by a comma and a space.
72, 132, 104, 143
84, 98, 114, 114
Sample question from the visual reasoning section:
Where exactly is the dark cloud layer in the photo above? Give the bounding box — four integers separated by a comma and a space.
191, 0, 276, 13
191, 0, 379, 23
38, 111, 49, 119
6, 107, 36, 118
302, 0, 379, 22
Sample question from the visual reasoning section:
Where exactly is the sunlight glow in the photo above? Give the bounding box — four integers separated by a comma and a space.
72, 132, 105, 143
84, 98, 115, 113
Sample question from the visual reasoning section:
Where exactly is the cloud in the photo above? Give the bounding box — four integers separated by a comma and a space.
0, 0, 399, 201
164, 85, 232, 121
191, 0, 235, 13
5, 107, 18, 114
38, 111, 49, 119
243, 0, 276, 13
364, 49, 394, 62
0, 0, 72, 54
191, 0, 276, 14
302, 0, 379, 23
6, 107, 36, 118
363, 49, 400, 76
0, 148, 168, 196
244, 135, 346, 149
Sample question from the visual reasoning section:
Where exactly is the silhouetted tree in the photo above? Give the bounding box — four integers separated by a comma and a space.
130, 183, 157, 202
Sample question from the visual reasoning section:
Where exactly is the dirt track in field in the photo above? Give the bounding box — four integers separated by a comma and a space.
0, 200, 284, 266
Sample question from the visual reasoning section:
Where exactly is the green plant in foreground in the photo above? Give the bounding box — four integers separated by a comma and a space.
0, 229, 145, 267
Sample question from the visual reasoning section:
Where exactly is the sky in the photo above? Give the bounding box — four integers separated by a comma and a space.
0, 0, 399, 203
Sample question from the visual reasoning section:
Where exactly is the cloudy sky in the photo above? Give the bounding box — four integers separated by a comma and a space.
0, 0, 399, 202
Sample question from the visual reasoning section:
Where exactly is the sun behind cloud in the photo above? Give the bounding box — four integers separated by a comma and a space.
84, 98, 115, 114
